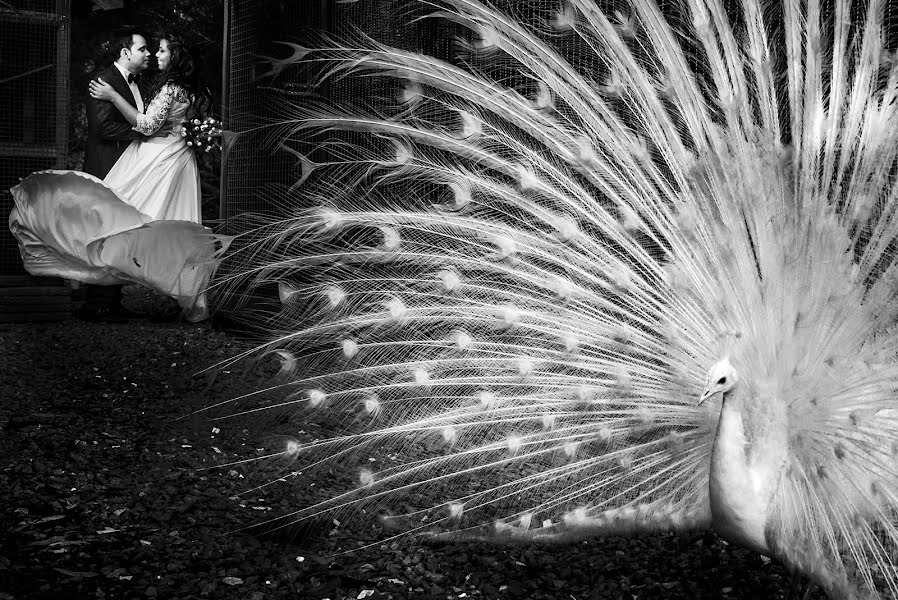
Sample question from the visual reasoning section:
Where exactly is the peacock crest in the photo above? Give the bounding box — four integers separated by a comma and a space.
215, 0, 898, 597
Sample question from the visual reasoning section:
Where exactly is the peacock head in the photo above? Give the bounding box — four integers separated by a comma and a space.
699, 358, 739, 405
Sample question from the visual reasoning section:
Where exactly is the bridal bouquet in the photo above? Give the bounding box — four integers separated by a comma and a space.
182, 116, 222, 153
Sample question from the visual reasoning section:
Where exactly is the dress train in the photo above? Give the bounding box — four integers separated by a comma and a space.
8, 170, 230, 322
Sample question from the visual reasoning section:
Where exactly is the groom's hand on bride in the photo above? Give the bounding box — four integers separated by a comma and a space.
150, 122, 173, 137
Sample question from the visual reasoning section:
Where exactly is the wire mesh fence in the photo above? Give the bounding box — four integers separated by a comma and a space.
3, 0, 60, 12
220, 0, 461, 223
220, 0, 318, 222
219, 0, 696, 223
0, 1, 69, 277
220, 0, 898, 222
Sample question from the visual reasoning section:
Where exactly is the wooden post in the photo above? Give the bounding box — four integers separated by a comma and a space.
219, 0, 231, 222
56, 0, 70, 168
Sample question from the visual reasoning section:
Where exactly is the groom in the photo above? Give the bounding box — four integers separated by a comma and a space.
80, 29, 151, 320
84, 29, 150, 178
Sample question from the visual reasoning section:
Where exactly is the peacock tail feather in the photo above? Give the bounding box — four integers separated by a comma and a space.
214, 0, 898, 597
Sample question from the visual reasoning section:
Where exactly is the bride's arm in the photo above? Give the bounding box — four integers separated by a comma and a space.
89, 78, 139, 126
133, 83, 177, 136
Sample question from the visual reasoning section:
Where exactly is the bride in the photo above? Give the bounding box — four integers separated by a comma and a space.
8, 34, 228, 322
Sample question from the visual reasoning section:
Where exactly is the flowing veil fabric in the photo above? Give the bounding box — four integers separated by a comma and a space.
8, 170, 231, 322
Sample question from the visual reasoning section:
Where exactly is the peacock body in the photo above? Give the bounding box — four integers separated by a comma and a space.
218, 0, 898, 597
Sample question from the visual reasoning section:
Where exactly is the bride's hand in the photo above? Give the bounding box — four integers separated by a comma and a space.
89, 78, 117, 101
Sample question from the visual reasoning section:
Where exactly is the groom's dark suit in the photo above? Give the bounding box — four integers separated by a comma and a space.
80, 63, 147, 320
84, 64, 147, 179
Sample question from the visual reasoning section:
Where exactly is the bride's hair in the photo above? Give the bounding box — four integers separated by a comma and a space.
148, 33, 211, 114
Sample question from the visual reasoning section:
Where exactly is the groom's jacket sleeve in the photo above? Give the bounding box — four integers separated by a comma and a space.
88, 94, 141, 141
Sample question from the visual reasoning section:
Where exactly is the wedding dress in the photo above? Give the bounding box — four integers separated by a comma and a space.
104, 82, 201, 222
8, 170, 230, 322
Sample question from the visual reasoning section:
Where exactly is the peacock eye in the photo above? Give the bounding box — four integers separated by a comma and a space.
717, 377, 727, 384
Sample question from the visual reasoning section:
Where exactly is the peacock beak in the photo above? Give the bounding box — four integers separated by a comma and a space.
698, 389, 716, 405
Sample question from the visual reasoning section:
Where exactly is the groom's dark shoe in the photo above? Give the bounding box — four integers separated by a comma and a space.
76, 305, 120, 322
149, 306, 181, 323
76, 303, 144, 322
111, 305, 144, 319
77, 284, 144, 322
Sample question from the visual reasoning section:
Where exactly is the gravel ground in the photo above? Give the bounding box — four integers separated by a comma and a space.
0, 286, 826, 600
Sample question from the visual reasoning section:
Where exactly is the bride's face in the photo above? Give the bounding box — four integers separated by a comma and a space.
156, 40, 171, 70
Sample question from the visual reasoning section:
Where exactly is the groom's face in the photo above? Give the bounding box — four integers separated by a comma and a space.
121, 34, 151, 74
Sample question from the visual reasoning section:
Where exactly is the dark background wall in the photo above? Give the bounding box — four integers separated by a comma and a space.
0, 1, 70, 276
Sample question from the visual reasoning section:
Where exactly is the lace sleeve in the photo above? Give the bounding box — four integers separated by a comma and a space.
134, 83, 181, 135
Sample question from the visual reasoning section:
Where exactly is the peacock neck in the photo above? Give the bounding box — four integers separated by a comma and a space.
708, 384, 774, 555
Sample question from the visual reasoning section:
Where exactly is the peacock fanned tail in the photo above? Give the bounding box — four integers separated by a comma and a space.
215, 0, 898, 597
